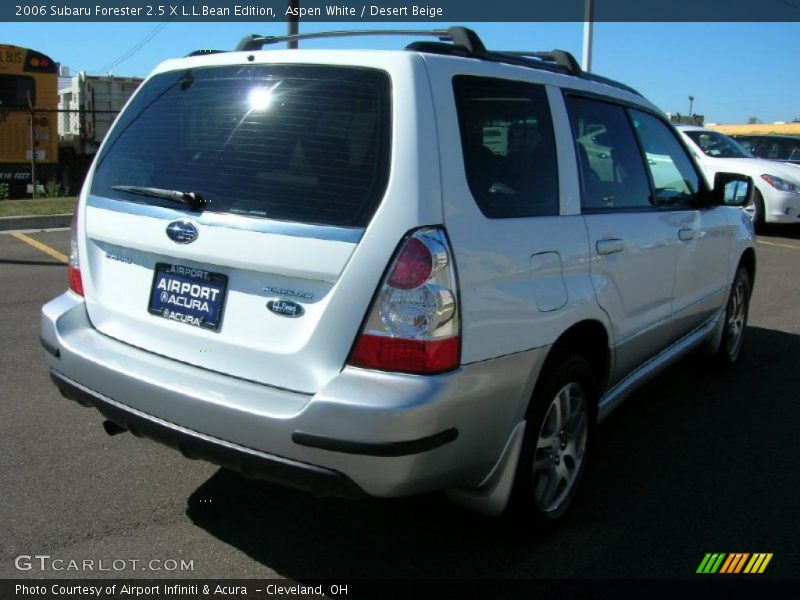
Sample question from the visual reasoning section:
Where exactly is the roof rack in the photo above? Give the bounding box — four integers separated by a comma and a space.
186, 49, 226, 57
235, 26, 486, 55
231, 26, 640, 97
503, 51, 582, 76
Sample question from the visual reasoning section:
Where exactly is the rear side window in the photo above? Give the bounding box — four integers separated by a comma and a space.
453, 76, 559, 218
566, 96, 652, 210
91, 65, 391, 228
756, 138, 800, 161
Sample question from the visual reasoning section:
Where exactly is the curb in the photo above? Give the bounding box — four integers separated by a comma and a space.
0, 213, 72, 232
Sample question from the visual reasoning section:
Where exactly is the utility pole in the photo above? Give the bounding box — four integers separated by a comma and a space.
287, 0, 299, 49
688, 95, 695, 116
26, 90, 36, 200
581, 0, 594, 72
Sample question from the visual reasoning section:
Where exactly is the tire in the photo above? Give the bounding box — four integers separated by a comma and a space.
716, 266, 752, 367
746, 189, 766, 232
506, 354, 596, 531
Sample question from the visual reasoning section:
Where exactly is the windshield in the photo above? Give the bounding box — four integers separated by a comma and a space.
684, 130, 752, 159
91, 65, 391, 228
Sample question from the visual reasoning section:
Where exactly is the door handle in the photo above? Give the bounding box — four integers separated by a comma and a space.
596, 239, 626, 255
678, 228, 696, 241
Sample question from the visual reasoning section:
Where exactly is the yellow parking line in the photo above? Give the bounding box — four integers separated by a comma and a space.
11, 232, 68, 263
757, 239, 800, 250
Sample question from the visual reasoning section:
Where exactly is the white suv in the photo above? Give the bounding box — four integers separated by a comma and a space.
41, 28, 756, 528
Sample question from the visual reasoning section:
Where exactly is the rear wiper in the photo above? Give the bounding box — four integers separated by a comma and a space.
111, 185, 209, 211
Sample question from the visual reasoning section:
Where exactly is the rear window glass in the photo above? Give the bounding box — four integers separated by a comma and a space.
453, 75, 559, 218
0, 75, 35, 108
91, 65, 391, 228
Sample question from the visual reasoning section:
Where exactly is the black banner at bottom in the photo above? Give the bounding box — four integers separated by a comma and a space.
4, 579, 800, 600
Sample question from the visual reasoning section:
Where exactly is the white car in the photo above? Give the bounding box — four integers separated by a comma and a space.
676, 125, 800, 228
41, 27, 755, 529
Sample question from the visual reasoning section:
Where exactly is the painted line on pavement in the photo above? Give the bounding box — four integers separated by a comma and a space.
10, 232, 68, 263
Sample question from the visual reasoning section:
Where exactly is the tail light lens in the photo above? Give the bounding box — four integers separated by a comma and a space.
348, 228, 460, 374
68, 211, 84, 296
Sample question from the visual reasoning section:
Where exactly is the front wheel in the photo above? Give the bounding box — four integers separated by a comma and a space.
744, 189, 766, 232
716, 266, 751, 366
507, 354, 596, 530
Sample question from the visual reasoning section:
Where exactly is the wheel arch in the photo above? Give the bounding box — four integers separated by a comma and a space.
540, 319, 611, 397
739, 247, 756, 288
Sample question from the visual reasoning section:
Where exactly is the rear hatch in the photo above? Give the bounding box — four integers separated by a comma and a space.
81, 62, 392, 393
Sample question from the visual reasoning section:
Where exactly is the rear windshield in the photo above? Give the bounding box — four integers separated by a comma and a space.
91, 65, 391, 228
0, 75, 35, 108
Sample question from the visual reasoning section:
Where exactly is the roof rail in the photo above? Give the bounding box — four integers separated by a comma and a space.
503, 50, 582, 76
235, 26, 486, 54
186, 49, 226, 57
230, 26, 640, 97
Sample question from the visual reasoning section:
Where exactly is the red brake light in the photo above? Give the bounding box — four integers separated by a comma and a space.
68, 212, 83, 296
388, 237, 432, 290
68, 266, 84, 296
349, 334, 460, 375
347, 228, 460, 375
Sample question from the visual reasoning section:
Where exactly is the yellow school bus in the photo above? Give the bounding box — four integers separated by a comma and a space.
0, 44, 59, 196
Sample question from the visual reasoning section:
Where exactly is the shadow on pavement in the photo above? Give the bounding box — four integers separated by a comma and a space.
759, 224, 800, 240
186, 326, 800, 579
0, 259, 65, 267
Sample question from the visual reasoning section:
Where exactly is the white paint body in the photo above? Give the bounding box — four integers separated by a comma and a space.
42, 47, 756, 510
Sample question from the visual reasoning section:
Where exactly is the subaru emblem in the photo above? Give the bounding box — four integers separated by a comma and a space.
166, 220, 198, 244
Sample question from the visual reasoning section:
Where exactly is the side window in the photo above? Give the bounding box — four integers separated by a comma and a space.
629, 109, 701, 207
775, 139, 800, 161
453, 76, 558, 218
565, 96, 652, 210
737, 138, 756, 153
788, 141, 800, 161
753, 139, 771, 158
763, 141, 781, 160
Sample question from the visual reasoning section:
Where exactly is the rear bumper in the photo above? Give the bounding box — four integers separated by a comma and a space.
42, 292, 547, 498
50, 370, 366, 499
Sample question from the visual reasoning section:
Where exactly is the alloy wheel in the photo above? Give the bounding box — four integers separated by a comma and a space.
531, 382, 588, 513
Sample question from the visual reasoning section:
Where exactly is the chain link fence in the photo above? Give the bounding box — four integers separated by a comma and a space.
0, 107, 120, 201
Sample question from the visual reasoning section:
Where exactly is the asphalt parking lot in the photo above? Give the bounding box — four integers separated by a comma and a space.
1, 226, 799, 581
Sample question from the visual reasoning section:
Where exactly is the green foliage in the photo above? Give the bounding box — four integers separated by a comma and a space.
44, 179, 66, 198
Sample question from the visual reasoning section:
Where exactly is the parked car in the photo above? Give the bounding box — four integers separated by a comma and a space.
676, 125, 800, 228
732, 134, 800, 166
41, 27, 755, 529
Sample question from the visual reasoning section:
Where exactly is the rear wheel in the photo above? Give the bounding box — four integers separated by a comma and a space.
507, 354, 596, 530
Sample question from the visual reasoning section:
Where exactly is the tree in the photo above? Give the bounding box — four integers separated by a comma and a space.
747, 116, 761, 124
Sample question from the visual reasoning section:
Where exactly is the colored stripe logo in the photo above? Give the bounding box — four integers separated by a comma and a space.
697, 553, 773, 574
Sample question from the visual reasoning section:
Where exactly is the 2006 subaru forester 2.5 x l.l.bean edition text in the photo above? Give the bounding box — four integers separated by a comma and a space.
41, 27, 756, 529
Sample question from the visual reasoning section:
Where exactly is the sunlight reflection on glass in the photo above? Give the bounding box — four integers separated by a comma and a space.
248, 86, 274, 111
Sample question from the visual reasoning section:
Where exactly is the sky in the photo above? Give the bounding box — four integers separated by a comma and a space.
3, 21, 799, 124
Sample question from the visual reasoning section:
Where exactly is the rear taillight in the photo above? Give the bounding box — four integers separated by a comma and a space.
348, 228, 460, 375
68, 211, 83, 296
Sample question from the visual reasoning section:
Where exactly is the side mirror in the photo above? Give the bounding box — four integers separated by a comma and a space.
711, 172, 752, 207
